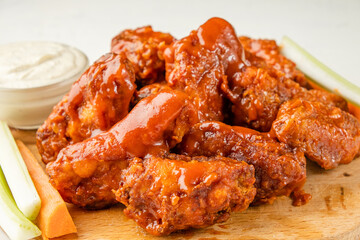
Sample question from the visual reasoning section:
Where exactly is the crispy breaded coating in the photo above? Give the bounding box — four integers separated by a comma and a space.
111, 26, 175, 86
179, 121, 307, 205
239, 36, 308, 87
272, 99, 360, 169
223, 66, 348, 132
116, 155, 256, 235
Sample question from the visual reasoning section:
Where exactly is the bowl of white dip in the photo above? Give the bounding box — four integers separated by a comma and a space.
0, 41, 88, 129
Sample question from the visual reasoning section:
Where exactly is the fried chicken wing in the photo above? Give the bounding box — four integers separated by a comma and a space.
223, 66, 348, 132
46, 89, 199, 208
272, 99, 360, 169
116, 155, 256, 236
193, 17, 247, 82
239, 36, 308, 87
111, 26, 175, 86
164, 17, 250, 122
37, 53, 136, 163
178, 121, 307, 205
164, 28, 227, 122
224, 66, 301, 131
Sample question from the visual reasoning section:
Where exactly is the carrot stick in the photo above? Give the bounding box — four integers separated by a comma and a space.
16, 140, 77, 239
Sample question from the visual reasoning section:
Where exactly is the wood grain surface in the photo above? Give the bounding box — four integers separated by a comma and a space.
15, 129, 360, 240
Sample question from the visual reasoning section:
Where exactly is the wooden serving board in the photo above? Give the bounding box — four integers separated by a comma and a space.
13, 129, 360, 240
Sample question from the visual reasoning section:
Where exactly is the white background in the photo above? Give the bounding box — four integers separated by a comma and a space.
0, 0, 359, 86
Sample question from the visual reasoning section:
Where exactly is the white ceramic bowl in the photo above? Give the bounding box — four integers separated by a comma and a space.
0, 42, 88, 129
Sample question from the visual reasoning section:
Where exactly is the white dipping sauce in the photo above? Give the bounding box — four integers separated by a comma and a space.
0, 42, 88, 88
0, 41, 88, 129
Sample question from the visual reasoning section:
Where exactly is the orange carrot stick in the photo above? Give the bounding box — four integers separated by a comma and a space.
16, 140, 77, 239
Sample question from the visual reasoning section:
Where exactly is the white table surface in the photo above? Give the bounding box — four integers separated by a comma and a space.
0, 0, 359, 86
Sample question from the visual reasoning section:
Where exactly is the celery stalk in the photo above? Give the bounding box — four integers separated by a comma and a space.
0, 166, 41, 240
0, 121, 41, 220
280, 36, 360, 107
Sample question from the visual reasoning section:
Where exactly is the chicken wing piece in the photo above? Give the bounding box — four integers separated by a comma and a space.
224, 66, 348, 132
164, 17, 252, 122
46, 89, 199, 209
36, 53, 136, 163
178, 121, 307, 205
271, 99, 360, 169
224, 66, 301, 131
164, 28, 226, 122
111, 26, 175, 86
116, 155, 256, 236
192, 17, 247, 82
239, 36, 308, 87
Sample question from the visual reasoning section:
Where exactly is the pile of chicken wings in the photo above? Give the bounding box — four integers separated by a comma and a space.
36, 17, 360, 236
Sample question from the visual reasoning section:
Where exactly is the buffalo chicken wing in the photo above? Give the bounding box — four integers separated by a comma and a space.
239, 36, 308, 87
164, 25, 227, 122
111, 26, 175, 86
46, 89, 199, 208
116, 155, 256, 235
223, 65, 348, 132
272, 99, 360, 169
178, 121, 307, 205
37, 53, 136, 163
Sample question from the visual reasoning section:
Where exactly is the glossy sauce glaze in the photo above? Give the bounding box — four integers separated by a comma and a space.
164, 17, 249, 122
164, 23, 226, 122
46, 89, 199, 208
116, 155, 256, 235
196, 17, 248, 81
37, 53, 136, 163
178, 121, 307, 205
